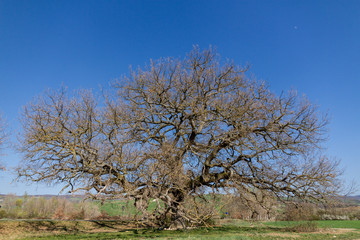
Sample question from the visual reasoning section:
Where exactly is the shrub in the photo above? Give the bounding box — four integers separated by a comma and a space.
287, 221, 319, 232
0, 209, 7, 218
222, 194, 278, 221
318, 205, 360, 220
15, 199, 23, 208
0, 194, 101, 220
52, 206, 65, 219
281, 202, 319, 221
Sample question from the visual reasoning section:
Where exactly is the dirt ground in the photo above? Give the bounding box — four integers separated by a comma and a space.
0, 220, 359, 240
0, 220, 137, 239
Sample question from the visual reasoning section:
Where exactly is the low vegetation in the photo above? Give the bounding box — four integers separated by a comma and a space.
0, 219, 360, 240
0, 194, 359, 239
1, 194, 359, 221
0, 194, 100, 220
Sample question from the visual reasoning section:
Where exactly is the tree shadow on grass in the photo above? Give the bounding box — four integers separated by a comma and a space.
21, 220, 81, 232
91, 220, 129, 230
18, 220, 137, 233
14, 220, 292, 240
17, 223, 297, 240
119, 225, 287, 238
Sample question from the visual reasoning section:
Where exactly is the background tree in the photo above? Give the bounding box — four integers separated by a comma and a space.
17, 47, 341, 228
0, 113, 7, 170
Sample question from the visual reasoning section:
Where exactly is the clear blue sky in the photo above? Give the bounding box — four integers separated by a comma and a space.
0, 0, 359, 195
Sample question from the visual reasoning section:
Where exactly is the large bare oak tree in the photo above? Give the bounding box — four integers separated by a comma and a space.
17, 47, 341, 227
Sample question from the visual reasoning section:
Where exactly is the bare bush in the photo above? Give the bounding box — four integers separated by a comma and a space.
0, 195, 101, 220
287, 221, 319, 232
281, 202, 319, 221
223, 191, 278, 220
318, 204, 360, 220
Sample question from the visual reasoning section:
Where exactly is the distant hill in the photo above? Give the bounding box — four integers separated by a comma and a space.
1, 193, 360, 205
343, 195, 360, 200
0, 194, 86, 201
338, 195, 360, 206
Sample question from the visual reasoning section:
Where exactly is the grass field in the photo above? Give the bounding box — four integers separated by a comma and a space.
1, 219, 360, 239
265, 220, 360, 229
95, 200, 136, 216
95, 199, 159, 217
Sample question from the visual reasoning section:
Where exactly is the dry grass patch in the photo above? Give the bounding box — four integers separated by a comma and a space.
0, 220, 137, 239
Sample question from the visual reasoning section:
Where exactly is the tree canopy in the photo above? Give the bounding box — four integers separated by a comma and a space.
17, 47, 341, 227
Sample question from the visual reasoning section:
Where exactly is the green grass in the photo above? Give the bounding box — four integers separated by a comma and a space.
264, 220, 360, 229
96, 200, 135, 216
95, 199, 160, 217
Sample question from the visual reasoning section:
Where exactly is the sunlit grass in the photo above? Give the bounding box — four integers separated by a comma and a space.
264, 220, 360, 229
